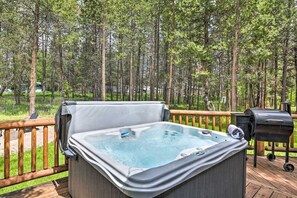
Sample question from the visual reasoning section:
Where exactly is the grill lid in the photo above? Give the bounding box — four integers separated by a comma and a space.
244, 108, 293, 140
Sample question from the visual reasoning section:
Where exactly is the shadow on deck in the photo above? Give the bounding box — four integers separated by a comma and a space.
1, 156, 297, 198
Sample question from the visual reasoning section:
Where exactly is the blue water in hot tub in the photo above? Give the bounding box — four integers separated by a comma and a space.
85, 124, 230, 169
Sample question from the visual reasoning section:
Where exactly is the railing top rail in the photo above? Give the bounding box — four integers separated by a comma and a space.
170, 110, 233, 116
0, 119, 55, 129
0, 111, 296, 130
291, 114, 297, 119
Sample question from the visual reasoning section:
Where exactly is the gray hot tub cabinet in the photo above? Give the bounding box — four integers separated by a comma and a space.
69, 149, 246, 198
56, 101, 247, 198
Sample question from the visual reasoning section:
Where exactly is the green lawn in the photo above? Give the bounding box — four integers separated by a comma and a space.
0, 142, 68, 195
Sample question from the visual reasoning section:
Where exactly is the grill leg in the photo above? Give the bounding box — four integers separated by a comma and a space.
272, 142, 275, 156
254, 136, 257, 167
285, 139, 289, 163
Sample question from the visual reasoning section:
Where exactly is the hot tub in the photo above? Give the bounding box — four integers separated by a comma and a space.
56, 101, 247, 198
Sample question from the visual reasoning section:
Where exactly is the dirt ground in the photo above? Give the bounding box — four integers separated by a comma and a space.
0, 126, 55, 156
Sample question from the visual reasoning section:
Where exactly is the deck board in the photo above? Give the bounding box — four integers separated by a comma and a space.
1, 156, 297, 198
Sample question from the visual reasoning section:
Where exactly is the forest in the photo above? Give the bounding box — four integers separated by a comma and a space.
0, 0, 297, 114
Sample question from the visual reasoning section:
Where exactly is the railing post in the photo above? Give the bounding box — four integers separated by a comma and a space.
43, 126, 48, 169
31, 127, 37, 172
54, 127, 59, 167
257, 141, 265, 156
18, 128, 24, 175
4, 129, 10, 179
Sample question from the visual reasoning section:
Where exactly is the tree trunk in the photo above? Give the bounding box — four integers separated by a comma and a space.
163, 41, 169, 102
257, 61, 263, 108
263, 60, 267, 108
0, 85, 6, 96
155, 6, 160, 101
101, 15, 106, 101
166, 0, 176, 106
149, 56, 154, 100
135, 42, 141, 101
129, 51, 133, 101
295, 47, 297, 111
29, 0, 39, 115
274, 48, 278, 109
281, 0, 292, 102
93, 23, 100, 99
58, 28, 64, 99
231, 0, 240, 112
116, 59, 120, 101
140, 52, 145, 101
42, 26, 48, 100
109, 32, 113, 100
50, 49, 55, 106
202, 0, 210, 109
119, 36, 124, 101
167, 54, 173, 105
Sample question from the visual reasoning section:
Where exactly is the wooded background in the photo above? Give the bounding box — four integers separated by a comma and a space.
0, 0, 297, 114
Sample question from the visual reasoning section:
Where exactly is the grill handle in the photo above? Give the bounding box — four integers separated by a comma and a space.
265, 119, 284, 124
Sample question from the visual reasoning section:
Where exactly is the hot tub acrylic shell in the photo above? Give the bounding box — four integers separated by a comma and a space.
68, 122, 247, 198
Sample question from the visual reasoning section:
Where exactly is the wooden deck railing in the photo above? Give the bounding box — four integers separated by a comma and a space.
0, 119, 68, 188
0, 110, 296, 188
170, 110, 297, 154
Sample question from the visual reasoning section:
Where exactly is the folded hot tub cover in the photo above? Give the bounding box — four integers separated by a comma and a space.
55, 101, 170, 156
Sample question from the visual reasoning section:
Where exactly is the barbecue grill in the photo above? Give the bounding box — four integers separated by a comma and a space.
233, 102, 294, 172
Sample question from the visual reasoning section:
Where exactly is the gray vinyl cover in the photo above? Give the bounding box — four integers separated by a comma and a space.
55, 101, 169, 155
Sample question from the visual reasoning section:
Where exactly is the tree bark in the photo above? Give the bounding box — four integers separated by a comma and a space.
135, 42, 141, 101
281, 0, 292, 102
167, 54, 173, 105
263, 60, 267, 108
101, 15, 106, 101
155, 5, 160, 101
166, 0, 176, 106
58, 28, 64, 99
231, 0, 240, 111
149, 55, 154, 100
42, 32, 48, 100
0, 85, 6, 96
294, 47, 297, 111
129, 51, 133, 101
109, 32, 113, 100
29, 0, 39, 115
93, 23, 100, 99
274, 48, 278, 109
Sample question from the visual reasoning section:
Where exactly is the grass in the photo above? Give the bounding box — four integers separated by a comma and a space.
0, 142, 68, 195
0, 92, 87, 121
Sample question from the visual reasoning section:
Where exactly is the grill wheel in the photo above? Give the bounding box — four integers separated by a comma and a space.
266, 153, 276, 161
283, 163, 294, 172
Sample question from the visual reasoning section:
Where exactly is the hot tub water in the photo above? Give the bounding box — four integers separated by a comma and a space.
85, 124, 231, 169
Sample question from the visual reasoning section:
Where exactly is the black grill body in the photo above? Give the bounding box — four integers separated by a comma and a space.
244, 109, 293, 142
237, 102, 295, 172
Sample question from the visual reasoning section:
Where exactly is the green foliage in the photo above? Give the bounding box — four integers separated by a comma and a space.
0, 0, 297, 111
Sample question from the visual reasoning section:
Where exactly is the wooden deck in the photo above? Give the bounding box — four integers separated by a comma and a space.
1, 155, 297, 198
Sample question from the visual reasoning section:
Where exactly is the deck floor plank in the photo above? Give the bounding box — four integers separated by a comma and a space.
1, 156, 296, 198
253, 186, 274, 198
247, 156, 297, 195
248, 155, 297, 195
245, 182, 261, 198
